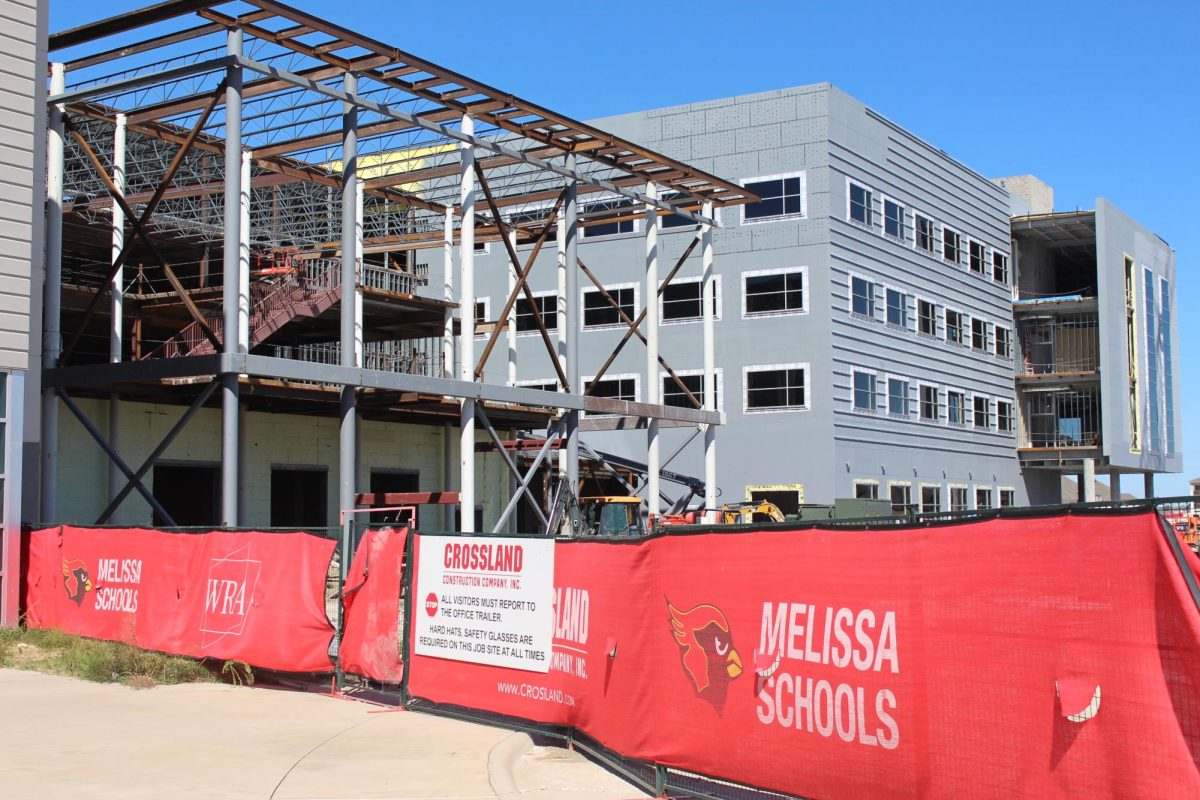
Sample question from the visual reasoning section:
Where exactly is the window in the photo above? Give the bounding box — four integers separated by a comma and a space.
884, 199, 906, 240
744, 268, 805, 316
659, 191, 698, 230
921, 485, 942, 513
919, 385, 940, 421
969, 241, 986, 275
947, 390, 966, 426
663, 372, 720, 410
973, 396, 990, 429
473, 241, 489, 253
662, 278, 719, 322
582, 198, 637, 238
853, 370, 877, 412
971, 318, 989, 351
849, 181, 872, 226
992, 251, 1009, 285
510, 207, 557, 243
585, 376, 637, 409
518, 379, 559, 394
975, 487, 993, 510
851, 276, 876, 318
995, 326, 1012, 359
942, 228, 962, 264
514, 293, 557, 333
945, 309, 965, 345
997, 400, 1014, 434
890, 484, 914, 514
854, 481, 879, 500
271, 467, 329, 528
583, 285, 636, 328
950, 486, 968, 511
743, 173, 805, 222
745, 365, 808, 412
887, 377, 909, 416
999, 489, 1015, 508
886, 288, 907, 327
915, 214, 936, 254
475, 300, 488, 325
918, 299, 937, 336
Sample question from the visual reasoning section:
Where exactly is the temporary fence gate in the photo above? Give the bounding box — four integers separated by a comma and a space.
21, 500, 1200, 799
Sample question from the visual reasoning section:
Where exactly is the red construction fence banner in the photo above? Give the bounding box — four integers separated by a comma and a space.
406, 512, 1200, 799
339, 526, 407, 683
24, 525, 336, 673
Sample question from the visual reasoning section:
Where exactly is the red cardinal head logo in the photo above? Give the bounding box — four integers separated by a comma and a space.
61, 559, 92, 605
668, 599, 743, 694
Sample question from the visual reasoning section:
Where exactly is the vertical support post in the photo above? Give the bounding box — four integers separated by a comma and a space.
1109, 469, 1122, 502
1082, 458, 1096, 502
506, 228, 518, 387
107, 112, 126, 511
442, 208, 455, 532
1144, 472, 1155, 500
564, 155, 579, 500
459, 114, 476, 532
354, 181, 364, 366
237, 149, 251, 355
41, 62, 65, 522
2, 373, 25, 625
644, 183, 660, 518
339, 71, 358, 550
556, 215, 568, 480
220, 29, 243, 527
701, 201, 717, 523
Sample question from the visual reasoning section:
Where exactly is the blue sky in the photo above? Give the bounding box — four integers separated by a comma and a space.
51, 1, 1198, 495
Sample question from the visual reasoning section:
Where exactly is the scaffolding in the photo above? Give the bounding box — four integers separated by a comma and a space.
42, 0, 757, 540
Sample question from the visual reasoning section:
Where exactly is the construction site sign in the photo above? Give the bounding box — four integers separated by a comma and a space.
413, 535, 555, 673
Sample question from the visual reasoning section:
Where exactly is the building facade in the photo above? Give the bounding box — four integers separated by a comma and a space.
465, 84, 1025, 514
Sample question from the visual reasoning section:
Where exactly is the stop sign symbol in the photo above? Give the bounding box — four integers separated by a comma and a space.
425, 593, 439, 617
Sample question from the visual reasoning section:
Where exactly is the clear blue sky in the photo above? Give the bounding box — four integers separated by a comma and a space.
51, 0, 1199, 495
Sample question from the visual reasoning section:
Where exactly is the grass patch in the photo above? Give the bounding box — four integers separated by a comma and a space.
0, 627, 217, 687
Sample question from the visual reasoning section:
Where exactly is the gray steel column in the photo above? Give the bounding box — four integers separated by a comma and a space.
107, 112, 126, 511
1144, 472, 1155, 500
644, 183, 660, 517
442, 208, 455, 532
1082, 457, 1096, 502
238, 149, 251, 355
220, 29, 243, 526
701, 201, 717, 522
556, 215, 567, 479
459, 114, 476, 532
564, 155, 579, 497
1109, 469, 1122, 502
506, 228, 517, 386
41, 62, 65, 523
2, 372, 24, 624
339, 71, 359, 546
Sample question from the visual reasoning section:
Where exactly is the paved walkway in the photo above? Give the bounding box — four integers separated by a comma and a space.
0, 669, 649, 799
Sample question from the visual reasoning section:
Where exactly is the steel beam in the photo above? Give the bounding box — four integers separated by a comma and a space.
476, 405, 549, 533
221, 28, 243, 527
108, 112, 126, 514
564, 155, 580, 498
42, 63, 65, 523
701, 201, 718, 523
340, 70, 359, 554
238, 150, 251, 354
459, 114, 476, 532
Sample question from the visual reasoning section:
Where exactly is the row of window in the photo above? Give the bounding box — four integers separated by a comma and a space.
846, 177, 1010, 287
854, 481, 1016, 512
480, 266, 809, 334
847, 274, 1012, 359
521, 363, 810, 415
849, 368, 1015, 434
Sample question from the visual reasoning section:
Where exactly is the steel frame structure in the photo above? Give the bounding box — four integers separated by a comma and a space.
42, 0, 750, 535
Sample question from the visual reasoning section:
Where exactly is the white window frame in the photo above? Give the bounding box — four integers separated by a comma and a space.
656, 191, 713, 232
473, 241, 492, 255
998, 487, 1017, 507
846, 176, 876, 229
912, 209, 938, 256
472, 297, 492, 339
883, 284, 910, 330
851, 367, 879, 414
581, 372, 640, 417
885, 373, 912, 418
946, 388, 968, 427
740, 171, 808, 225
971, 394, 993, 432
580, 196, 642, 240
881, 195, 907, 243
992, 250, 1010, 286
919, 483, 944, 513
915, 295, 939, 338
944, 306, 967, 347
973, 485, 994, 511
514, 289, 559, 337
660, 368, 725, 413
970, 316, 991, 352
848, 271, 877, 321
853, 479, 880, 500
967, 239, 988, 276
507, 199, 559, 249
994, 324, 1013, 360
888, 481, 914, 513
581, 282, 640, 332
917, 381, 942, 424
941, 224, 963, 266
741, 266, 808, 319
660, 275, 722, 325
743, 362, 811, 414
996, 398, 1015, 435
948, 484, 969, 512
516, 377, 559, 393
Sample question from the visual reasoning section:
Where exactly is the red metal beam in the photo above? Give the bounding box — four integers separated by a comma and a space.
354, 491, 460, 506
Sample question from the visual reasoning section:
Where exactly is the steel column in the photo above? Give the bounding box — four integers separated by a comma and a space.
41, 63, 65, 522
1082, 458, 1096, 502
442, 207, 455, 532
1, 373, 25, 625
564, 154, 579, 498
1144, 473, 1155, 500
238, 149, 251, 354
220, 29, 243, 526
506, 228, 517, 387
556, 214, 568, 479
107, 112, 126, 512
1109, 469, 1121, 502
701, 201, 717, 522
459, 114, 476, 532
644, 183, 660, 517
340, 70, 359, 550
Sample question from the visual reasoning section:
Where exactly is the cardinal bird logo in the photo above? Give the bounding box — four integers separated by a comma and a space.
62, 558, 93, 605
667, 599, 743, 696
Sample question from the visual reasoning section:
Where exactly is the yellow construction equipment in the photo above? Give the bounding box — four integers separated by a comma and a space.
718, 501, 786, 525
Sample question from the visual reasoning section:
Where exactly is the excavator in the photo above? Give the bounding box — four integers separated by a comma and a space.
576, 496, 785, 536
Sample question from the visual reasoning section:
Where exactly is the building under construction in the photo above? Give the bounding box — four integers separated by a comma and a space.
35, 0, 755, 536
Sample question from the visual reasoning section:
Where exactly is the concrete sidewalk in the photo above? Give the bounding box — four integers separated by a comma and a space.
0, 669, 649, 800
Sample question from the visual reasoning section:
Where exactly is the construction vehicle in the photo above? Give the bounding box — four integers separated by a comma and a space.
579, 496, 646, 537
